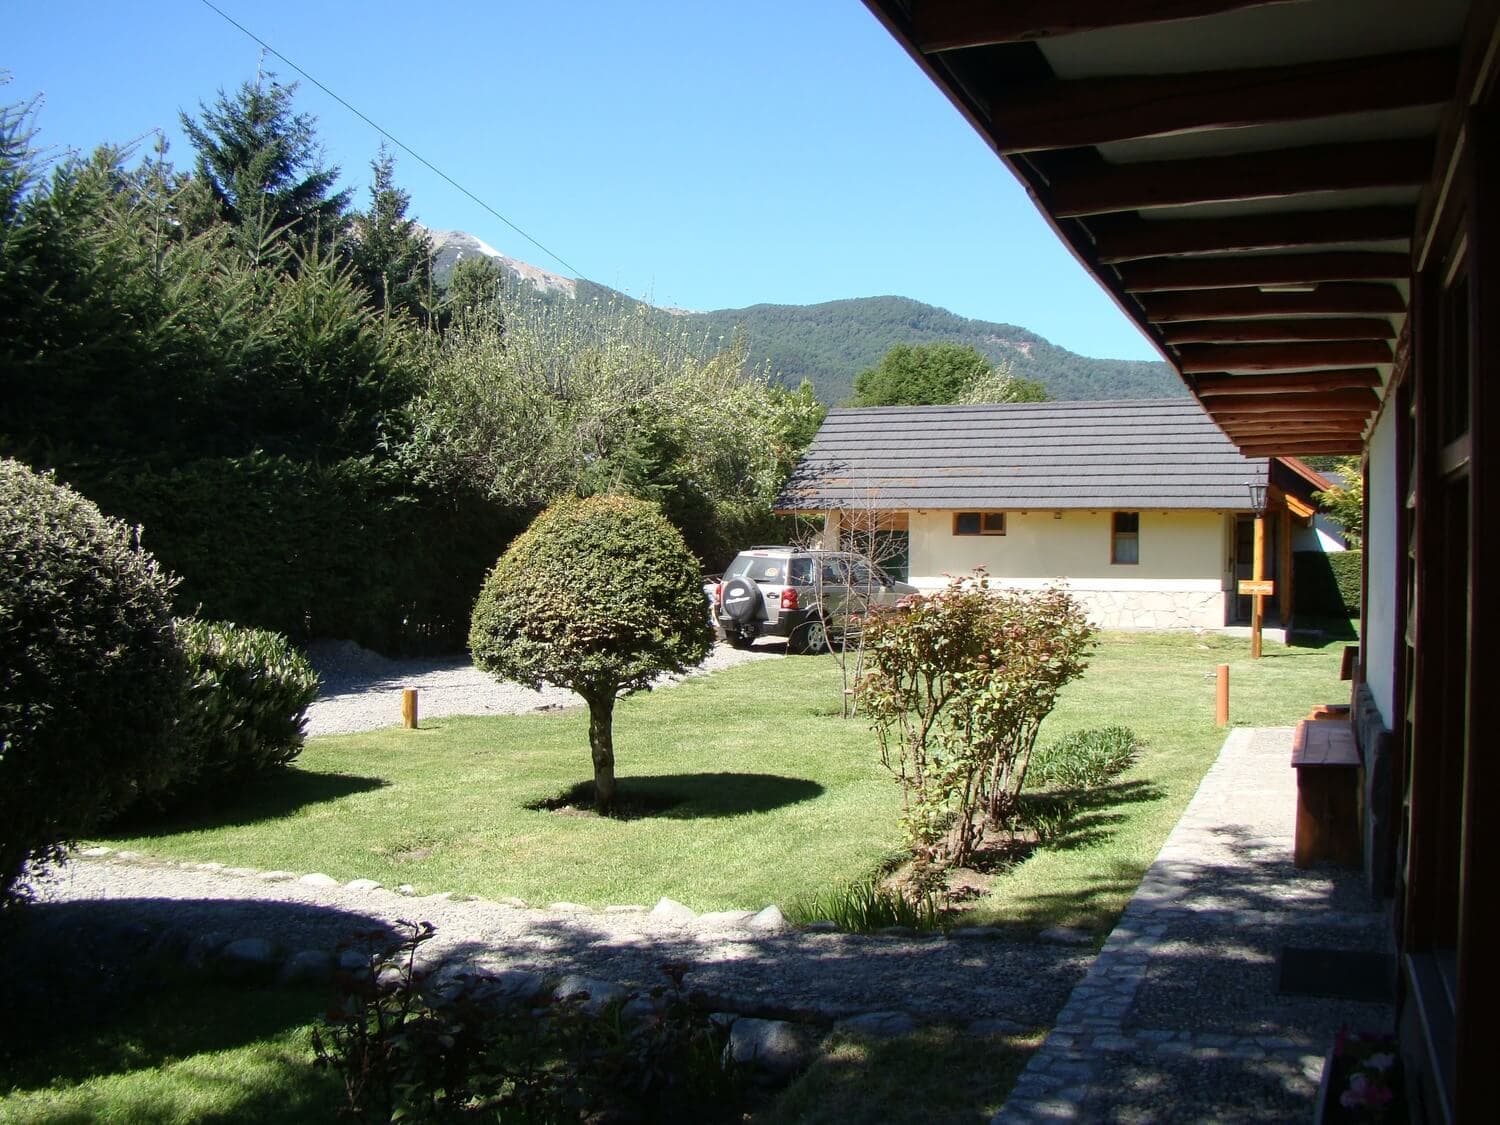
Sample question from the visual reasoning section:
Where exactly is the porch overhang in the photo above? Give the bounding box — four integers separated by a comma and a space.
861, 0, 1496, 456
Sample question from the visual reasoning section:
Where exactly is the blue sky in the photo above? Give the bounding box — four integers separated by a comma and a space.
8, 1, 1159, 361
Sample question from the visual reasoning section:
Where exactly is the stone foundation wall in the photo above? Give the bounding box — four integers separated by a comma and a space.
1067, 588, 1227, 631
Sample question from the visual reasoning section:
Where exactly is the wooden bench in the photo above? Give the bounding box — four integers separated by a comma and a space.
1291, 717, 1363, 868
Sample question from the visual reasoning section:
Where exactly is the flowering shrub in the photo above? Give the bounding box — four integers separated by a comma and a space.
856, 571, 1095, 877
1332, 1028, 1400, 1120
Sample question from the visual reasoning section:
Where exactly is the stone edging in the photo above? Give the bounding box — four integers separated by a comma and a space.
65, 846, 1049, 1079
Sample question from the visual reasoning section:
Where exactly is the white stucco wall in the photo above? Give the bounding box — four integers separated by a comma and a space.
1364, 408, 1397, 727
1294, 513, 1348, 553
904, 509, 1234, 630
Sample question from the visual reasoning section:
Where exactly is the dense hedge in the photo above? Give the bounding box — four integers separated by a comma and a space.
1294, 549, 1362, 617
74, 455, 526, 654
156, 619, 320, 806
0, 459, 186, 904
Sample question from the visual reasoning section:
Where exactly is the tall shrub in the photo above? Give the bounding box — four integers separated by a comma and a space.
857, 572, 1095, 880
469, 496, 712, 813
0, 460, 185, 903
159, 619, 320, 805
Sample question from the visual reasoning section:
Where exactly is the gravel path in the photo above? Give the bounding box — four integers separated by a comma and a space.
303, 638, 781, 736
32, 856, 1090, 1029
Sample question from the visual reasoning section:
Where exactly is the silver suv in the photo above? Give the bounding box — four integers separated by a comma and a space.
711, 546, 917, 654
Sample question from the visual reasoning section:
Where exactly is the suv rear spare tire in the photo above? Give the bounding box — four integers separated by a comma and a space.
720, 576, 762, 624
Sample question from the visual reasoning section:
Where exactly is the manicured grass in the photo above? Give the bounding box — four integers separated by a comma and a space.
0, 983, 336, 1123
97, 632, 1345, 919
761, 1026, 1043, 1125
102, 660, 904, 911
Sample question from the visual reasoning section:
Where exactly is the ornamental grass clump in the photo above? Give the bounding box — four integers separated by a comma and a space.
0, 459, 185, 905
469, 495, 713, 814
857, 571, 1095, 880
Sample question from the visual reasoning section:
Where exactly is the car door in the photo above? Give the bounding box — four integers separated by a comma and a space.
843, 556, 885, 629
816, 556, 850, 626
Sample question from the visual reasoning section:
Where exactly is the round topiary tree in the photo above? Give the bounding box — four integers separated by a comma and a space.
469, 495, 713, 813
0, 459, 186, 905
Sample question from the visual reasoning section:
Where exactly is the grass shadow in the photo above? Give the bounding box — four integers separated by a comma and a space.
1288, 615, 1359, 645
1027, 779, 1169, 853
106, 768, 388, 838
526, 772, 824, 820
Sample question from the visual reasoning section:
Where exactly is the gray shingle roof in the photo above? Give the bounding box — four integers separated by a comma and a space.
777, 399, 1271, 511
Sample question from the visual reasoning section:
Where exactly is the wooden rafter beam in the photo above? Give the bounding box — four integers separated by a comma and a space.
1163, 320, 1395, 344
909, 0, 1297, 51
1204, 388, 1379, 412
1139, 283, 1406, 321
1195, 369, 1384, 396
992, 49, 1457, 153
1119, 252, 1408, 292
1050, 139, 1433, 217
1095, 207, 1414, 264
1221, 419, 1369, 434
1176, 340, 1393, 373
1241, 442, 1366, 455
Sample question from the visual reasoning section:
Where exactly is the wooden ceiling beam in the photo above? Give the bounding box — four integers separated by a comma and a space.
1205, 388, 1379, 412
1195, 369, 1384, 396
909, 0, 1297, 51
1120, 252, 1408, 292
1221, 419, 1369, 434
1241, 441, 1366, 456
1163, 319, 1395, 344
1050, 139, 1433, 217
1140, 283, 1406, 321
1177, 340, 1392, 373
1095, 207, 1414, 263
992, 49, 1456, 153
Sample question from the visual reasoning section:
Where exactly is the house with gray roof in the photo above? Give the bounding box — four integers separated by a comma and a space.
776, 399, 1332, 631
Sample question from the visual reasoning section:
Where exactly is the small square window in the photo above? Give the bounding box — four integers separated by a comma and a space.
954, 511, 1006, 536
1112, 512, 1140, 565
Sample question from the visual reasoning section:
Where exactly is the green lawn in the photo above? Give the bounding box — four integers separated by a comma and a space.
98, 631, 1346, 921
0, 984, 336, 1124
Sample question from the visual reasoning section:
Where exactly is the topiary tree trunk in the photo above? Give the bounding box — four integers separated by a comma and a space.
584, 692, 617, 813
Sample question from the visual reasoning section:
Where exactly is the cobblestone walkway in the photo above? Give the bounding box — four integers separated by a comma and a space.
995, 727, 1394, 1124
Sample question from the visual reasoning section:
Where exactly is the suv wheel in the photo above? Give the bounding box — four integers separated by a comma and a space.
791, 616, 830, 655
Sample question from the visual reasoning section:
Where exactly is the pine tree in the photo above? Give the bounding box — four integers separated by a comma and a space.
180, 78, 350, 257
349, 146, 433, 322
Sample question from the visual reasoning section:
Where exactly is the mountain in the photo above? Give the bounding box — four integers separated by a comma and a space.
425, 229, 578, 298
676, 295, 1183, 403
424, 232, 1183, 403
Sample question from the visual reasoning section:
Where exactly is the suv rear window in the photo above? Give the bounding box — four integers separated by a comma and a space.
725, 555, 790, 583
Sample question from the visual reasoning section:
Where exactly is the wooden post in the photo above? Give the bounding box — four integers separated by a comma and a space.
401, 688, 418, 729
1252, 512, 1266, 659
1216, 664, 1230, 726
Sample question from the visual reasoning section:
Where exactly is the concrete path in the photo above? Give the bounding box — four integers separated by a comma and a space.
995, 727, 1394, 1124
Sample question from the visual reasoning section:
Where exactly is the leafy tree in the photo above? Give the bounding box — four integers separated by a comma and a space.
180, 78, 351, 256
1314, 456, 1364, 547
850, 342, 991, 406
349, 146, 433, 322
441, 255, 508, 328
469, 496, 713, 813
0, 460, 186, 905
955, 362, 1050, 404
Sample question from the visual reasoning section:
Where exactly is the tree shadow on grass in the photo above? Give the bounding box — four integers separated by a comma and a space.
527, 773, 824, 820
106, 768, 388, 838
1024, 779, 1169, 853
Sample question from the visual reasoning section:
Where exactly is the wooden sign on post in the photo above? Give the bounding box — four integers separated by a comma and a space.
1238, 579, 1275, 597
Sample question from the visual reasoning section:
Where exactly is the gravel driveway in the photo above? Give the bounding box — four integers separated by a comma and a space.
304, 638, 781, 736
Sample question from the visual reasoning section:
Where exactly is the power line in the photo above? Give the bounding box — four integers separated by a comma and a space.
195, 0, 585, 280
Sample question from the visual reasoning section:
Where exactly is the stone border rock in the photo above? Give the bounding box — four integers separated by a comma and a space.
63, 847, 1037, 1081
